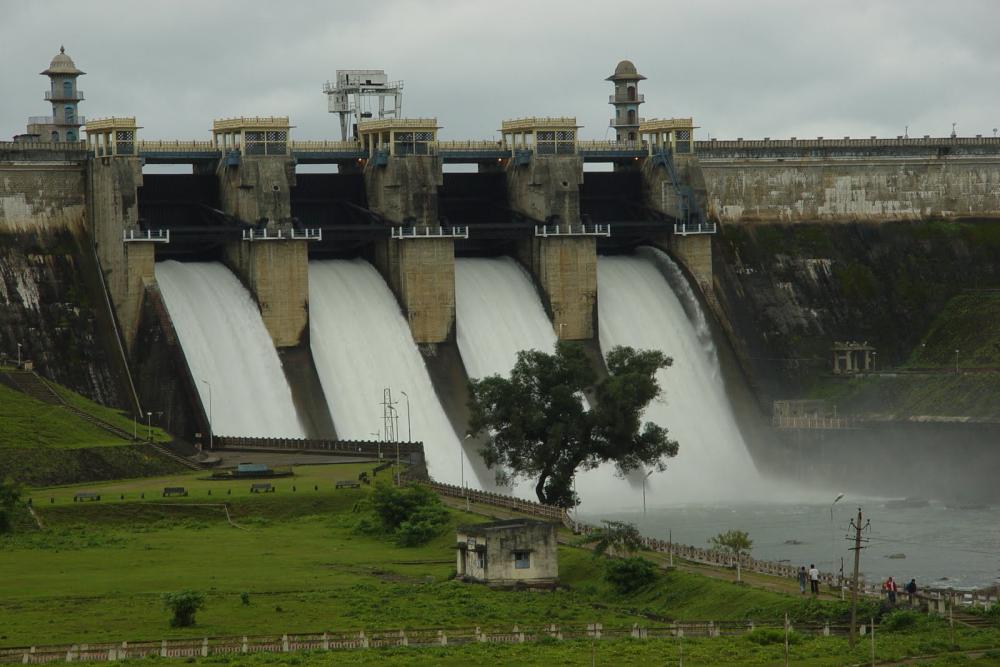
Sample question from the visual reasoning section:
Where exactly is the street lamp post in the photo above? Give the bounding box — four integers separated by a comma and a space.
201, 379, 213, 451
955, 349, 960, 374
146, 411, 152, 442
16, 343, 22, 368
462, 434, 471, 511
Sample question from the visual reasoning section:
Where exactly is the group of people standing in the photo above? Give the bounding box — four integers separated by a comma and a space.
797, 564, 821, 595
797, 565, 918, 605
883, 576, 919, 605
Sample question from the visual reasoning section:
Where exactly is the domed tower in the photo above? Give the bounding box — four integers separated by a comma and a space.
39, 46, 85, 142
607, 60, 645, 142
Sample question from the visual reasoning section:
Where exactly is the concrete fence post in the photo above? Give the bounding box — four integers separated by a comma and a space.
437, 630, 447, 646
160, 640, 167, 658
475, 626, 485, 642
66, 644, 78, 662
859, 623, 866, 636
241, 636, 248, 653
823, 622, 830, 636
201, 638, 208, 657
399, 629, 408, 647
322, 632, 329, 650
359, 630, 369, 649
282, 634, 289, 652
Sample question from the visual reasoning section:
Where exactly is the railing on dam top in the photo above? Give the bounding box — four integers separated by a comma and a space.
241, 228, 323, 242
696, 135, 1000, 150
0, 140, 87, 151
534, 223, 611, 238
289, 140, 364, 153
391, 225, 469, 240
137, 140, 218, 153
123, 229, 170, 243
673, 222, 717, 236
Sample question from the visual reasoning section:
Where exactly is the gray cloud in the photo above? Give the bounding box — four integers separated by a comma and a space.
3, 0, 999, 142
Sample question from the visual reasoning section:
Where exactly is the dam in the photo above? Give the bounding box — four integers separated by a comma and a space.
4, 54, 1000, 500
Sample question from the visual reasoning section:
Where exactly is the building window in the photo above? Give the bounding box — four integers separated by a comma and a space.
627, 109, 637, 124
514, 551, 530, 569
63, 80, 73, 98
476, 552, 486, 570
66, 130, 76, 142
51, 131, 59, 142
64, 106, 75, 123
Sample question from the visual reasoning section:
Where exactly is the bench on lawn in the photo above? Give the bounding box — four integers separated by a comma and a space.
335, 480, 361, 489
162, 487, 188, 497
74, 492, 100, 502
250, 483, 274, 494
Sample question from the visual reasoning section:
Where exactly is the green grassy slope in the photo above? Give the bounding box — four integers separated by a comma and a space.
904, 292, 1000, 369
0, 383, 126, 449
0, 378, 181, 485
3, 477, 867, 649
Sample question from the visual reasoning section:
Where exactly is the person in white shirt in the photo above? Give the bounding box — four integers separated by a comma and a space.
808, 564, 820, 595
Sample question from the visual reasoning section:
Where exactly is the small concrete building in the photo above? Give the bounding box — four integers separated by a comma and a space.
456, 519, 559, 588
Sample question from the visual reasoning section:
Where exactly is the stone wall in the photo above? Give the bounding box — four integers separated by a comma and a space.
517, 236, 597, 341
88, 157, 154, 351
698, 141, 1000, 223
224, 240, 309, 348
506, 156, 583, 224
0, 162, 87, 234
217, 156, 296, 224
364, 156, 442, 225
374, 237, 455, 344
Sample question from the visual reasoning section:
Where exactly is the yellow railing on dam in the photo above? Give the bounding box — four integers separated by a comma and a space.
435, 139, 505, 152
137, 140, 217, 152
697, 136, 1000, 149
289, 140, 363, 152
577, 140, 645, 152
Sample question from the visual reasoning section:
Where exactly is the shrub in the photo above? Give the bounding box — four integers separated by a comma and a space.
163, 590, 206, 627
604, 556, 657, 594
357, 482, 449, 547
746, 628, 802, 646
880, 609, 923, 632
240, 591, 250, 606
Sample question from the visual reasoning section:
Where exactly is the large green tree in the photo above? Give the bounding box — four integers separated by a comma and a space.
467, 342, 679, 507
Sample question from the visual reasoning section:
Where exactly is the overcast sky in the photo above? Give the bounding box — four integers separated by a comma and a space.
3, 0, 999, 143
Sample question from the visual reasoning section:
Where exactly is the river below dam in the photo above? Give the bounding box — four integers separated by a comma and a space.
582, 498, 1000, 590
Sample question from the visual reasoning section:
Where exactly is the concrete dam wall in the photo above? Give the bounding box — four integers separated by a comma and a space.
697, 138, 1000, 223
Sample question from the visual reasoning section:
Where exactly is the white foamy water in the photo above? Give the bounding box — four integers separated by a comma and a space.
154, 260, 304, 438
455, 257, 557, 380
585, 247, 768, 508
309, 259, 464, 483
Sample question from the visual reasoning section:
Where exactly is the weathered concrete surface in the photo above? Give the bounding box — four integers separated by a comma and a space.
698, 142, 1000, 222
670, 234, 713, 298
0, 228, 127, 407
364, 155, 442, 225
0, 163, 87, 233
507, 156, 583, 223
374, 237, 455, 344
224, 240, 309, 348
88, 157, 154, 351
217, 156, 296, 224
517, 236, 597, 341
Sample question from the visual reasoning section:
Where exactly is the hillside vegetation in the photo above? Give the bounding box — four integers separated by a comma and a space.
0, 374, 179, 485
806, 292, 1000, 421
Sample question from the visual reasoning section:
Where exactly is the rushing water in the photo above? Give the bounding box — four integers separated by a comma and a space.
154, 260, 304, 438
308, 259, 464, 483
455, 257, 557, 381
560, 248, 769, 509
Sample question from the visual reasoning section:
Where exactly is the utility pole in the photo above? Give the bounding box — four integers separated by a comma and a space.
847, 507, 871, 648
